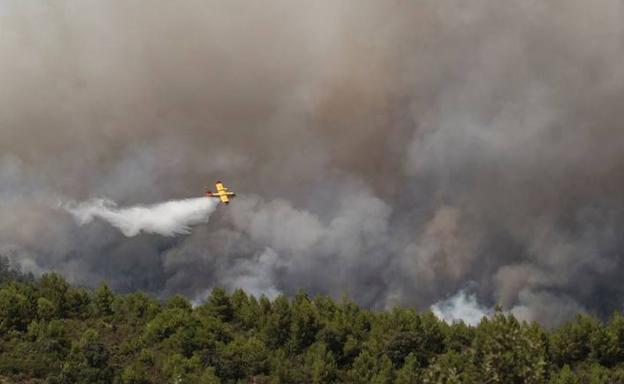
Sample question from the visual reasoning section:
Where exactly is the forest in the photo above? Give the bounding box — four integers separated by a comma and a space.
1, 257, 624, 384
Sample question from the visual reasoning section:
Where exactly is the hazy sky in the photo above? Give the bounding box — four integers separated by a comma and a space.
1, 0, 624, 326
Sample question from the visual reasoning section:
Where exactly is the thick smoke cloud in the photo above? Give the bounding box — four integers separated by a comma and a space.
1, 0, 624, 326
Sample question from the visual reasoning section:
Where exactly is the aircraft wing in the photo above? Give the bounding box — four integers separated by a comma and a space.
209, 181, 234, 204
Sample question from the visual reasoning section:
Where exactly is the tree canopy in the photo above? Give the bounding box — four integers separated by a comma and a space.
0, 257, 623, 383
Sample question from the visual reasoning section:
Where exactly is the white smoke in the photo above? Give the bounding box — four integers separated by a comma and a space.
431, 290, 490, 326
64, 197, 218, 237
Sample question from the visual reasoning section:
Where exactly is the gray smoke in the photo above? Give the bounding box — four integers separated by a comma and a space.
1, 0, 624, 326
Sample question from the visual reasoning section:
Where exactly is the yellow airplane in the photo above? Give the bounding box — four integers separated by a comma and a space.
206, 181, 236, 205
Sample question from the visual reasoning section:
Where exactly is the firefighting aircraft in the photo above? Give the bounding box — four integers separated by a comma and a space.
206, 181, 237, 205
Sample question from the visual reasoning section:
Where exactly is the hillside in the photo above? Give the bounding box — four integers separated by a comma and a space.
1, 260, 624, 383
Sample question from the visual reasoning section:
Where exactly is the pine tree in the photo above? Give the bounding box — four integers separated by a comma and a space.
94, 282, 115, 317
473, 312, 547, 383
0, 284, 31, 332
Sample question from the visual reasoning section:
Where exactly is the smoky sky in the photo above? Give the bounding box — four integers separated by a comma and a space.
1, 0, 624, 326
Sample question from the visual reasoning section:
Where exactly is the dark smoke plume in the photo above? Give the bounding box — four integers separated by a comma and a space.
1, 0, 624, 326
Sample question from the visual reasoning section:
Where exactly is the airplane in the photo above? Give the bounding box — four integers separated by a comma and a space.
205, 181, 237, 205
